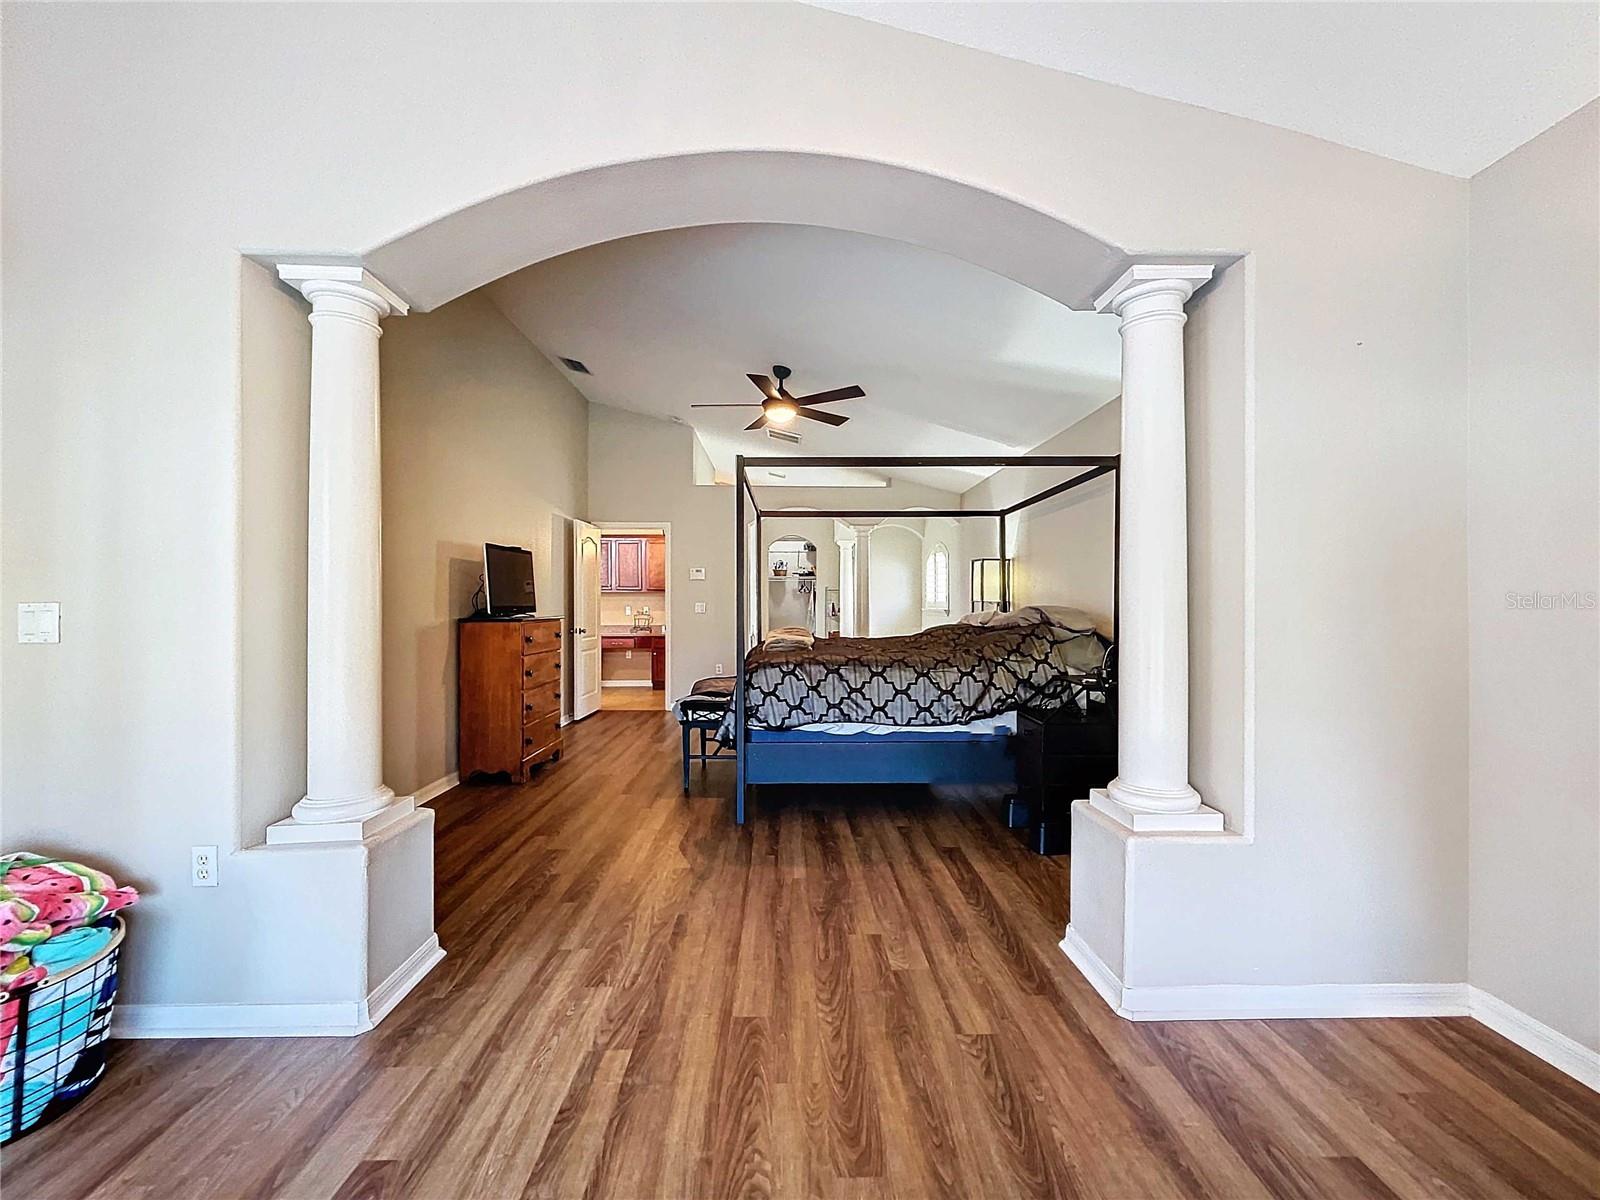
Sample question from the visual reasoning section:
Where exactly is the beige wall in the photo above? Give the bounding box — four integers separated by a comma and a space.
599, 589, 665, 627
3, 0, 1486, 1009
868, 523, 925, 636
1466, 102, 1600, 1051
961, 399, 1120, 630
588, 404, 735, 695
239, 260, 312, 842
380, 291, 589, 795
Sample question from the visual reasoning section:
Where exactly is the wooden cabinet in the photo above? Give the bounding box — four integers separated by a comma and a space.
600, 536, 665, 592
599, 631, 665, 688
644, 537, 666, 591
458, 616, 563, 784
612, 538, 644, 590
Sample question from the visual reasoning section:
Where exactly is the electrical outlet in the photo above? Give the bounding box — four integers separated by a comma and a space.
624, 649, 633, 659
191, 846, 219, 887
715, 662, 724, 674
624, 605, 632, 616
694, 602, 707, 614
689, 567, 706, 581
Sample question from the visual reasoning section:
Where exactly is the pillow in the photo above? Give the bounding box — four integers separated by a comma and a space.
987, 604, 1107, 637
1031, 605, 1100, 635
985, 605, 1043, 627
762, 626, 814, 651
957, 610, 998, 626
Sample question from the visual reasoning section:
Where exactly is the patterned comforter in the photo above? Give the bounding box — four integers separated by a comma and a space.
721, 619, 1108, 737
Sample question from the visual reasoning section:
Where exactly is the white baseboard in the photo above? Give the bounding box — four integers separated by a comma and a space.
1060, 926, 1124, 1012
602, 679, 653, 688
1063, 926, 1466, 1019
415, 771, 460, 806
113, 1001, 365, 1039
1470, 986, 1600, 1091
1061, 927, 1597, 1092
113, 934, 444, 1040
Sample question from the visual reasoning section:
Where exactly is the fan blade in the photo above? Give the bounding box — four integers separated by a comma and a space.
747, 373, 781, 401
794, 385, 865, 406
796, 407, 848, 427
690, 403, 760, 408
744, 415, 770, 431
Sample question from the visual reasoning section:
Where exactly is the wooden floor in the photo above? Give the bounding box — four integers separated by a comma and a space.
8, 711, 1598, 1199
602, 685, 668, 711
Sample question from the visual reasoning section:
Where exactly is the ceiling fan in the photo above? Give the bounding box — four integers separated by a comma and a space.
691, 365, 864, 431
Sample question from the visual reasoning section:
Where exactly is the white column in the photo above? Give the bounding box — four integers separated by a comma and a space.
269, 265, 413, 844
1091, 266, 1223, 833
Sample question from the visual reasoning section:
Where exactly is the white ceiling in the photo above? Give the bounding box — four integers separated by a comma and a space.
808, 2, 1600, 177
487, 224, 1122, 493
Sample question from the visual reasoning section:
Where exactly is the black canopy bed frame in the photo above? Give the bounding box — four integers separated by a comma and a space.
731, 454, 1120, 823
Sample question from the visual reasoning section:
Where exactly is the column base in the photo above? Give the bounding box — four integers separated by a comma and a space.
267, 795, 416, 844
1089, 787, 1224, 833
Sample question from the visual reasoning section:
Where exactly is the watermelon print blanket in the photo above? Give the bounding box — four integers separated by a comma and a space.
0, 854, 138, 996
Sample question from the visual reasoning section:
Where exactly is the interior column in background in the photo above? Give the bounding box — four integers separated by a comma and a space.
1092, 265, 1224, 832
269, 264, 414, 842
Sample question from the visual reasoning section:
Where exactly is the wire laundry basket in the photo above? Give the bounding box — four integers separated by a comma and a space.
1, 916, 125, 1145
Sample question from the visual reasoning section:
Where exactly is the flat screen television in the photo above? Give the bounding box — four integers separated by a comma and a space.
484, 543, 537, 616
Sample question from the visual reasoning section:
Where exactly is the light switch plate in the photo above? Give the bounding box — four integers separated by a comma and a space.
694, 602, 707, 614
688, 567, 706, 581
17, 603, 60, 644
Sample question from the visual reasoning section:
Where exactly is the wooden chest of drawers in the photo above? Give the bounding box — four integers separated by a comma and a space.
458, 616, 563, 783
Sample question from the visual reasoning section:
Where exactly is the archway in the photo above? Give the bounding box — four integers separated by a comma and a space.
266, 149, 1227, 1028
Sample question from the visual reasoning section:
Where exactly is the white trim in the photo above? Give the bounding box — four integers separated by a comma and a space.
601, 679, 654, 688
1117, 981, 1470, 1021
114, 1001, 366, 1039
1062, 933, 1598, 1091
415, 771, 460, 806
1063, 928, 1467, 1019
113, 935, 444, 1040
1470, 987, 1600, 1092
1060, 927, 1123, 1012
361, 934, 446, 1031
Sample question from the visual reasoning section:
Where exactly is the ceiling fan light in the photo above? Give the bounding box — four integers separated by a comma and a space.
766, 401, 797, 425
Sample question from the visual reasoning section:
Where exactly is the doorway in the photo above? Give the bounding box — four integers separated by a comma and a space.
573, 524, 670, 713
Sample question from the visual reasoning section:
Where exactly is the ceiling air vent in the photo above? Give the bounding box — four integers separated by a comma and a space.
557, 357, 591, 374
766, 427, 802, 445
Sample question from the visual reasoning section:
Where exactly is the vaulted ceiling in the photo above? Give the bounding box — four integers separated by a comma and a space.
809, 1, 1599, 177
487, 224, 1123, 493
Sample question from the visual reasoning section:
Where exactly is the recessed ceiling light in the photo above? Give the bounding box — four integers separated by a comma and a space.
557, 357, 590, 374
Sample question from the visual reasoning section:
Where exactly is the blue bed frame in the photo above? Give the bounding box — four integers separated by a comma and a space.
732, 453, 1120, 824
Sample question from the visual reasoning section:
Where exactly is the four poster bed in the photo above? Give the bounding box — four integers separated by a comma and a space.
715, 455, 1120, 824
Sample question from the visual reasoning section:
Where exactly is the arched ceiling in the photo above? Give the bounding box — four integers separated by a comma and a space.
486, 223, 1123, 493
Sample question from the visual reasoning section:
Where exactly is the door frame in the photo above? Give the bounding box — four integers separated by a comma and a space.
593, 521, 672, 710
571, 520, 604, 722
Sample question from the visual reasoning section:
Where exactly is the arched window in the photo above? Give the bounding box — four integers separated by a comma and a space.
924, 542, 949, 613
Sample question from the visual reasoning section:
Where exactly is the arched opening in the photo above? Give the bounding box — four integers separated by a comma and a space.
364, 151, 1131, 314
263, 147, 1237, 1045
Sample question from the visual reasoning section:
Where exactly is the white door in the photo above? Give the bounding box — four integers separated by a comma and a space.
572, 522, 603, 720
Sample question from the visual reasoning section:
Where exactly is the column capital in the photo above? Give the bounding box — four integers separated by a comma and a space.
277, 263, 410, 320
1094, 264, 1214, 318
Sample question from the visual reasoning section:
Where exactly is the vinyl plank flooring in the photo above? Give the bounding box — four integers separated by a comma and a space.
5, 711, 1597, 1200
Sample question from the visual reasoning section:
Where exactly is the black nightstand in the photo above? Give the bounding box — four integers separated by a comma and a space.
1010, 697, 1116, 855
